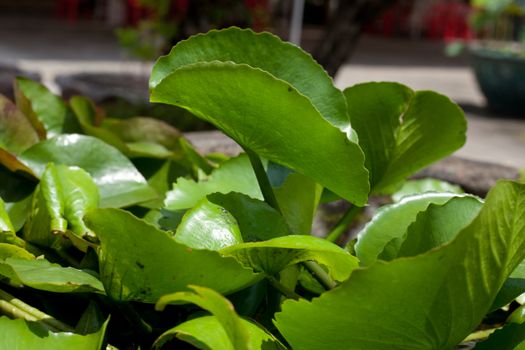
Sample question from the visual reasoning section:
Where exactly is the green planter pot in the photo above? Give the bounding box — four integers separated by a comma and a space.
470, 45, 525, 116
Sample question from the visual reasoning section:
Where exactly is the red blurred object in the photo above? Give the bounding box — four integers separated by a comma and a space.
367, 0, 473, 40
245, 0, 269, 31
426, 1, 473, 40
56, 0, 93, 22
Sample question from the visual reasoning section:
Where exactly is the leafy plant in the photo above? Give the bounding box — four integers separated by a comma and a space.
1, 27, 524, 349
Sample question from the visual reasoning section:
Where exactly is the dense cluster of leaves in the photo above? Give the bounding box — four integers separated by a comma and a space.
1, 27, 525, 349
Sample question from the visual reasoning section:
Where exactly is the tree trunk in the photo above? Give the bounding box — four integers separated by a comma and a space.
313, 0, 398, 77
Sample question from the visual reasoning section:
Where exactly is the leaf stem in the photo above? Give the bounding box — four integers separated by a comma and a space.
244, 149, 282, 214
325, 205, 363, 243
267, 276, 302, 300
0, 287, 73, 332
303, 261, 337, 290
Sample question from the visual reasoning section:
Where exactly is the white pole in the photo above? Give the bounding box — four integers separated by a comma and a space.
289, 0, 305, 45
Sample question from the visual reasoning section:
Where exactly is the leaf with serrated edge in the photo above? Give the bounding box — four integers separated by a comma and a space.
152, 62, 369, 205
150, 27, 349, 131
275, 181, 525, 350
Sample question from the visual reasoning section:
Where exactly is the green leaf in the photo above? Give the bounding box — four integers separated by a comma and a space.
392, 178, 463, 202
0, 94, 39, 154
150, 27, 349, 130
0, 243, 35, 260
100, 117, 182, 158
207, 192, 290, 241
154, 316, 284, 350
354, 192, 469, 266
222, 235, 358, 281
271, 169, 322, 234
344, 82, 466, 193
165, 154, 262, 211
69, 95, 128, 154
475, 304, 525, 350
4, 194, 33, 232
75, 301, 105, 335
474, 322, 525, 350
14, 77, 79, 139
492, 260, 525, 311
0, 258, 104, 293
0, 196, 15, 233
151, 62, 369, 205
154, 285, 283, 350
175, 198, 243, 250
23, 164, 99, 251
85, 208, 259, 303
0, 316, 107, 350
19, 134, 157, 208
275, 181, 525, 350
0, 196, 25, 247
380, 196, 483, 261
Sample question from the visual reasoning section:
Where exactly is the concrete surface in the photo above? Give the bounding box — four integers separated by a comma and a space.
0, 18, 524, 168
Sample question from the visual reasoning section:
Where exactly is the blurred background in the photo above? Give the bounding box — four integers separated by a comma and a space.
1, 0, 524, 168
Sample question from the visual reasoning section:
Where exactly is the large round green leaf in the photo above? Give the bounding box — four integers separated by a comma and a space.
275, 181, 525, 350
152, 62, 369, 205
344, 82, 466, 193
85, 208, 259, 303
150, 27, 349, 130
19, 134, 157, 208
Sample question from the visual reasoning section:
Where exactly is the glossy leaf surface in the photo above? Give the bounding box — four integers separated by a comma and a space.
0, 316, 107, 350
19, 134, 157, 208
175, 198, 243, 250
151, 62, 369, 205
345, 82, 466, 193
207, 192, 290, 241
150, 27, 349, 130
275, 181, 525, 350
85, 208, 258, 303
222, 235, 358, 281
23, 164, 98, 250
